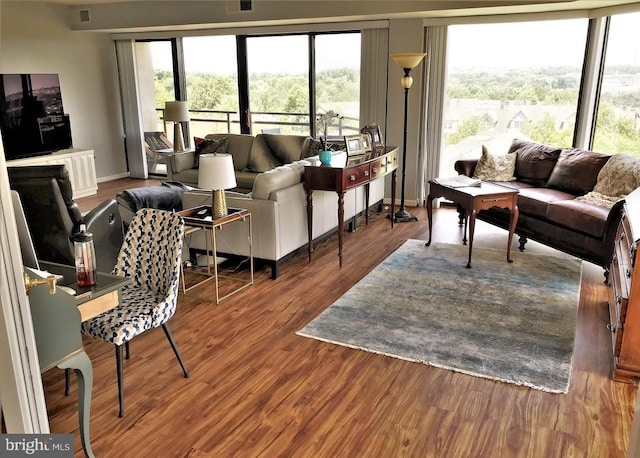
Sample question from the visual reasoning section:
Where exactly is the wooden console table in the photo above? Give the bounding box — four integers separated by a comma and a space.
303, 146, 398, 267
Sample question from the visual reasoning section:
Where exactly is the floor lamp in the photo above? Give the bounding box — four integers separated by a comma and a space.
390, 52, 427, 223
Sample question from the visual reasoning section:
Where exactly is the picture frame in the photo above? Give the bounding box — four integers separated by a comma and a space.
361, 124, 384, 154
361, 133, 373, 153
344, 135, 366, 157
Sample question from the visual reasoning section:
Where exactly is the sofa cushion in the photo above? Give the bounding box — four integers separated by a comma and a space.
234, 170, 258, 192
516, 188, 576, 219
508, 139, 562, 185
546, 148, 610, 196
193, 137, 229, 168
472, 145, 516, 181
246, 135, 284, 173
206, 133, 254, 171
252, 159, 310, 200
264, 134, 311, 164
592, 153, 640, 199
545, 199, 610, 238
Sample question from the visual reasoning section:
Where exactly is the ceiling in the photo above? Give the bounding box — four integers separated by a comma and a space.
10, 0, 640, 11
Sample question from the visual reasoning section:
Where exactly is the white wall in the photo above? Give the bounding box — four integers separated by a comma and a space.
0, 2, 128, 181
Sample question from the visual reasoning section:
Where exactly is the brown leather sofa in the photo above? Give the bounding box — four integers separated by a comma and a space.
453, 139, 634, 271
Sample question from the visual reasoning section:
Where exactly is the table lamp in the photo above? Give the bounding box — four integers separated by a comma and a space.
198, 153, 237, 219
390, 52, 427, 223
164, 101, 190, 152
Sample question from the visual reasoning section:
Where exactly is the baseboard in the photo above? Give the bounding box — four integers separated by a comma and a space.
97, 172, 130, 183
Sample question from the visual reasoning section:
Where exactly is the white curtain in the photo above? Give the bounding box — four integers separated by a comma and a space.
115, 39, 148, 179
360, 28, 389, 138
420, 25, 448, 205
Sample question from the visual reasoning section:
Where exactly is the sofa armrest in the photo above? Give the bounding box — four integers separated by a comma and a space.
454, 159, 478, 177
601, 198, 627, 262
168, 151, 196, 177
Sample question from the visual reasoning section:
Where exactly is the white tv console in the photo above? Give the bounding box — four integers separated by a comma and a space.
7, 148, 98, 199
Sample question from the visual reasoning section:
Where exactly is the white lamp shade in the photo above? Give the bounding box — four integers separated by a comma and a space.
198, 154, 237, 190
164, 101, 190, 122
391, 53, 427, 70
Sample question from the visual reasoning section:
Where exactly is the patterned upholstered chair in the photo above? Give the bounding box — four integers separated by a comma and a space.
81, 208, 189, 417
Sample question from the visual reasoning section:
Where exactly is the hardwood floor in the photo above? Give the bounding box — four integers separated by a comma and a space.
47, 179, 637, 457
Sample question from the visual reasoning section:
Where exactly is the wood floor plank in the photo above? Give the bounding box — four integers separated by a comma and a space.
40, 180, 639, 456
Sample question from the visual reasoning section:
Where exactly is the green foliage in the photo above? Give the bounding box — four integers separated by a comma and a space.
155, 67, 359, 135
521, 113, 573, 147
446, 65, 640, 154
593, 102, 640, 157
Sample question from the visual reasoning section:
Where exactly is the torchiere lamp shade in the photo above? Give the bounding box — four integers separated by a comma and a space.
165, 101, 190, 152
198, 153, 237, 219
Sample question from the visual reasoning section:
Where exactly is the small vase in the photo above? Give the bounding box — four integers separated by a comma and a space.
319, 150, 332, 165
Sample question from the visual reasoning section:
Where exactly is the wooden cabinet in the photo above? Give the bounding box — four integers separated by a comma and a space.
608, 189, 640, 383
7, 148, 97, 199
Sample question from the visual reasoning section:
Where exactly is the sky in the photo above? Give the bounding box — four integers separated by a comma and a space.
151, 12, 640, 74
152, 33, 361, 75
448, 14, 640, 69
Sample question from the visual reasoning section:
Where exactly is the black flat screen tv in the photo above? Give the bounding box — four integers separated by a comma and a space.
0, 73, 72, 161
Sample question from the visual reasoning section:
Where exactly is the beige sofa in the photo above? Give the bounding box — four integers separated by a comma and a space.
167, 133, 319, 192
182, 152, 386, 279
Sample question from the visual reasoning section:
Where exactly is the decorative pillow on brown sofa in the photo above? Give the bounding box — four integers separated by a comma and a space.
546, 148, 610, 196
508, 139, 562, 186
592, 153, 640, 198
472, 145, 516, 182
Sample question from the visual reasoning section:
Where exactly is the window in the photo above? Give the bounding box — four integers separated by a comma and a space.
593, 12, 640, 156
246, 35, 309, 135
315, 33, 361, 138
183, 36, 240, 137
440, 19, 588, 177
135, 40, 176, 175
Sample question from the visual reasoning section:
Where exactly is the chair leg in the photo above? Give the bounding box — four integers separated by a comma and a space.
64, 368, 70, 396
161, 324, 189, 378
125, 341, 130, 360
115, 345, 125, 417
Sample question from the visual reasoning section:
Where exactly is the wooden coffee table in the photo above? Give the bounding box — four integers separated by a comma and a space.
426, 179, 519, 268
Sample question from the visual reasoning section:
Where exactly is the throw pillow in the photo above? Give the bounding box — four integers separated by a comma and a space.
472, 145, 516, 182
593, 153, 640, 198
193, 137, 229, 168
508, 139, 562, 185
546, 148, 611, 196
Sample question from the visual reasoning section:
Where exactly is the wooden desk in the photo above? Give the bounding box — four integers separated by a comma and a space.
303, 147, 398, 266
426, 180, 519, 268
40, 261, 130, 322
30, 262, 129, 458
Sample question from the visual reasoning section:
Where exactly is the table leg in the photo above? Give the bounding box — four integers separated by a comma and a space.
467, 209, 477, 268
58, 351, 95, 458
365, 182, 370, 226
391, 169, 397, 228
426, 194, 434, 246
305, 187, 313, 263
463, 210, 468, 245
338, 191, 345, 267
507, 204, 519, 263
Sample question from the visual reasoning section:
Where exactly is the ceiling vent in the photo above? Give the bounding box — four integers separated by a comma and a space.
227, 0, 252, 13
79, 9, 91, 23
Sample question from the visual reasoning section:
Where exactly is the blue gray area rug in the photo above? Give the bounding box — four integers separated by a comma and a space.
297, 240, 583, 393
